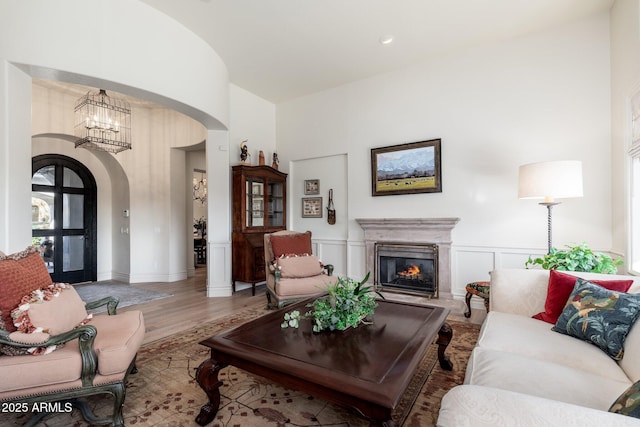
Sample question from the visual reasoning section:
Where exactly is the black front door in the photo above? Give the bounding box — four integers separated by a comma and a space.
31, 155, 97, 283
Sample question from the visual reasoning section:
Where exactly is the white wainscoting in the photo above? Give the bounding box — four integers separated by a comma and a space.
207, 241, 233, 297
318, 239, 546, 310
312, 238, 349, 277
346, 240, 367, 280
451, 246, 544, 309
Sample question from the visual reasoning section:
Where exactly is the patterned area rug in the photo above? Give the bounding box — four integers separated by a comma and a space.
5, 305, 479, 427
74, 282, 172, 313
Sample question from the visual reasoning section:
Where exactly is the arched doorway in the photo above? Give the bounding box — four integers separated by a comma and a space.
31, 154, 97, 283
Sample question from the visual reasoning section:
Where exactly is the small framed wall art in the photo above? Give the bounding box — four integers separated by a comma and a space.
371, 139, 442, 196
304, 179, 320, 195
302, 197, 322, 218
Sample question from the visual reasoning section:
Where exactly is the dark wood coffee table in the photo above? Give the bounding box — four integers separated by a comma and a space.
195, 298, 452, 427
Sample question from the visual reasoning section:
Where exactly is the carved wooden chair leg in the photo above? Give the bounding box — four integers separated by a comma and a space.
464, 281, 491, 318
266, 288, 274, 309
464, 291, 473, 318
126, 355, 139, 376
72, 384, 126, 427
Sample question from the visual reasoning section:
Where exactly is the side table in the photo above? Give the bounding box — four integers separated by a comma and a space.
464, 281, 490, 318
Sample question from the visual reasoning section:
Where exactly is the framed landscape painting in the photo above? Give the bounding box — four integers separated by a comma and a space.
371, 139, 442, 196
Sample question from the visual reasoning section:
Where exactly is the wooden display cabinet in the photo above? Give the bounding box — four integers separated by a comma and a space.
232, 165, 287, 294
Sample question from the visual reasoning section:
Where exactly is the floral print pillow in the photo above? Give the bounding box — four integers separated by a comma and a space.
553, 278, 640, 360
610, 380, 640, 418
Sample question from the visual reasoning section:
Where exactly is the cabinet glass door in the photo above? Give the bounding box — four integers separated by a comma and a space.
268, 181, 284, 227
246, 178, 264, 227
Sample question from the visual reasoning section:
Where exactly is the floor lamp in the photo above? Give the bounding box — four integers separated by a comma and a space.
518, 160, 583, 254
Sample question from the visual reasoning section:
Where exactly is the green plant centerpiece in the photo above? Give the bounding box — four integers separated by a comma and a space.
525, 242, 623, 274
281, 273, 384, 332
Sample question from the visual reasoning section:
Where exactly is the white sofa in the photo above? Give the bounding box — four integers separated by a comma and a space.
438, 268, 640, 426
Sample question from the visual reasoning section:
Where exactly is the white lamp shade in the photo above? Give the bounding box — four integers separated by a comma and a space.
518, 160, 583, 202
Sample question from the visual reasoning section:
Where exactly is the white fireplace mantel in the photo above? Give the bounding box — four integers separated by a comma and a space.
356, 218, 460, 299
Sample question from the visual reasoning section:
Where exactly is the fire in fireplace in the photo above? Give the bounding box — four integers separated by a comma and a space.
375, 243, 438, 297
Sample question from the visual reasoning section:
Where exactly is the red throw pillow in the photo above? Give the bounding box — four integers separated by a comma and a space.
533, 270, 633, 324
0, 247, 53, 331
270, 231, 313, 258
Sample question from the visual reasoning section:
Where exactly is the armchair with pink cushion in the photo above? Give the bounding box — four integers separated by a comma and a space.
264, 230, 338, 309
0, 246, 145, 427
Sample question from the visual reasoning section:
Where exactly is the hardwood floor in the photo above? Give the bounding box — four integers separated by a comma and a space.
119, 267, 487, 345
117, 267, 264, 344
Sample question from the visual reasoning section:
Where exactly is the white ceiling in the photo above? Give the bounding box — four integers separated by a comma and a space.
140, 0, 614, 103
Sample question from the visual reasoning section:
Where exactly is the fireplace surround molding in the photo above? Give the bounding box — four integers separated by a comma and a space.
356, 217, 460, 299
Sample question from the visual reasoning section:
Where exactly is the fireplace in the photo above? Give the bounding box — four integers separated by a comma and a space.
356, 218, 459, 299
376, 243, 438, 297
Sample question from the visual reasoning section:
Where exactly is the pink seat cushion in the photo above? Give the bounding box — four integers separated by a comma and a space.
0, 311, 145, 394
89, 310, 145, 376
0, 342, 82, 393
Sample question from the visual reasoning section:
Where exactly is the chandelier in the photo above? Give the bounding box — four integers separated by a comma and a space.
193, 169, 207, 204
74, 89, 131, 154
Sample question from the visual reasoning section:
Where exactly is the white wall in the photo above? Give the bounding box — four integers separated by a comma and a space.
611, 0, 640, 265
227, 84, 278, 292
277, 14, 612, 301
118, 107, 206, 283
290, 154, 349, 276
229, 84, 277, 167
0, 64, 31, 253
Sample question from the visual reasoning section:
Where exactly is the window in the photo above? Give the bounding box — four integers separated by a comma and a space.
628, 91, 640, 274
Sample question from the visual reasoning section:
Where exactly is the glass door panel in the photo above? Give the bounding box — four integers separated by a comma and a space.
63, 194, 84, 228
246, 179, 264, 227
245, 181, 251, 227
32, 193, 54, 230
64, 167, 84, 188
32, 165, 55, 186
63, 236, 84, 272
268, 182, 284, 227
35, 235, 55, 273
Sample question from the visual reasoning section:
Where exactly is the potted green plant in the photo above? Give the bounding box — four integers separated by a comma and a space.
525, 242, 623, 274
281, 273, 384, 332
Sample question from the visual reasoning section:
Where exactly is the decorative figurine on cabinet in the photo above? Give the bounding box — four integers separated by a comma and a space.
240, 140, 250, 164
272, 152, 280, 170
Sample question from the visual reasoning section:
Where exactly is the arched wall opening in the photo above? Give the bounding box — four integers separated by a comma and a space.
1, 0, 234, 295
32, 133, 130, 281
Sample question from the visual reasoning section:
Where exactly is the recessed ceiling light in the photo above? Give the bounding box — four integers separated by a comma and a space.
379, 35, 394, 45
